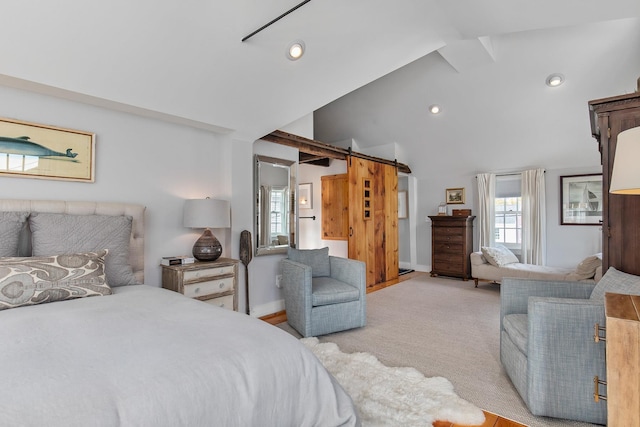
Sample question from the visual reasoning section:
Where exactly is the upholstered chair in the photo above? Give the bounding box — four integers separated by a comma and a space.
500, 267, 640, 424
281, 247, 366, 337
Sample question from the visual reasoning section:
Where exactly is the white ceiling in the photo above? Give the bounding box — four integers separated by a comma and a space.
1, 0, 639, 155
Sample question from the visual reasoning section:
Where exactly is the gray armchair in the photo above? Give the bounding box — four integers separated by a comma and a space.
281, 247, 366, 337
500, 267, 640, 425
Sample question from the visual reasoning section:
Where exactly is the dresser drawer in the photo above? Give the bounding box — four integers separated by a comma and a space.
204, 294, 235, 310
184, 265, 235, 282
434, 231, 464, 243
434, 242, 463, 254
183, 277, 234, 299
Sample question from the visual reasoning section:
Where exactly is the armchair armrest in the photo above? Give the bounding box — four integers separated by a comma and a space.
281, 259, 313, 335
526, 297, 606, 421
329, 256, 366, 295
501, 277, 596, 318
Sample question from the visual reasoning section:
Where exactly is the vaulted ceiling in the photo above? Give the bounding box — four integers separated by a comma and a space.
1, 0, 639, 154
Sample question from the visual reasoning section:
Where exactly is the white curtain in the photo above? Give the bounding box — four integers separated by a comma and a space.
521, 168, 546, 265
477, 173, 496, 248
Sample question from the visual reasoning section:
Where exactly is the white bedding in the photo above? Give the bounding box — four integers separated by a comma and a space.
0, 285, 359, 426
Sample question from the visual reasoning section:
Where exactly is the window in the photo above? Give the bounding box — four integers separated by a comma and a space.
494, 175, 522, 252
495, 196, 522, 248
270, 188, 287, 235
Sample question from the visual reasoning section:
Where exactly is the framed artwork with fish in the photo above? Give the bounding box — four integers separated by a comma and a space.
0, 117, 95, 182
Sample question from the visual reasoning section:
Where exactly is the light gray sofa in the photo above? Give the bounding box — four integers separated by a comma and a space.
281, 247, 366, 337
500, 267, 640, 424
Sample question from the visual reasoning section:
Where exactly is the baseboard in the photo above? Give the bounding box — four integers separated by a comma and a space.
414, 264, 431, 273
251, 299, 285, 318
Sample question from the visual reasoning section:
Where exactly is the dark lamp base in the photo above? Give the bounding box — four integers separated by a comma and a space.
192, 228, 222, 261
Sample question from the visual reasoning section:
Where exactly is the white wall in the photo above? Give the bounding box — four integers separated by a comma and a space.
243, 114, 314, 317
0, 85, 234, 289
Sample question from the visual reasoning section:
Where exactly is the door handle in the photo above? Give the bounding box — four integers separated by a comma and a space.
349, 226, 353, 237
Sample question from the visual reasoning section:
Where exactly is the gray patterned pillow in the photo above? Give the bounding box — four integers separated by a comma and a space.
0, 212, 29, 257
29, 213, 138, 287
288, 247, 331, 277
0, 250, 112, 311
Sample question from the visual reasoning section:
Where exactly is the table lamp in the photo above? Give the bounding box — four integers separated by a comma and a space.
610, 126, 640, 195
183, 198, 230, 261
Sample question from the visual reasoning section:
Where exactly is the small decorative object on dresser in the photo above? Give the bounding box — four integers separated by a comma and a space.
428, 215, 475, 281
161, 258, 239, 311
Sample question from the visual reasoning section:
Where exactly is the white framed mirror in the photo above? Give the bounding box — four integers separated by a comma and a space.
254, 155, 297, 256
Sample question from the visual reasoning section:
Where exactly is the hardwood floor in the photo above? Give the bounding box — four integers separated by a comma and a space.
260, 270, 527, 427
434, 411, 526, 427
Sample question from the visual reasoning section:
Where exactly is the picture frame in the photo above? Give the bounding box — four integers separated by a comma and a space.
560, 173, 603, 225
0, 117, 95, 182
445, 187, 465, 204
298, 183, 313, 209
398, 191, 408, 219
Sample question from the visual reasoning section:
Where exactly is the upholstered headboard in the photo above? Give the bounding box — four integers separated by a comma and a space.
0, 199, 145, 284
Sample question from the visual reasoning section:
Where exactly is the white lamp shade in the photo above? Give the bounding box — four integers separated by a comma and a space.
183, 199, 230, 228
610, 126, 640, 195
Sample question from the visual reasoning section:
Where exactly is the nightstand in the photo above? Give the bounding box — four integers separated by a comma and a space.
161, 258, 239, 311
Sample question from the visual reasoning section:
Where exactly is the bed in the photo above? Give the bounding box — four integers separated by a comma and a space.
0, 199, 359, 426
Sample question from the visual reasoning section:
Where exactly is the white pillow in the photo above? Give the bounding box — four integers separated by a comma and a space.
481, 245, 519, 267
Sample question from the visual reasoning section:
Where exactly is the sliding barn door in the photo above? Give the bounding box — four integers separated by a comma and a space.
347, 157, 399, 287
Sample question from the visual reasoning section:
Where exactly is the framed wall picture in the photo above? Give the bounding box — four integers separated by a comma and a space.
298, 183, 313, 209
446, 187, 465, 204
398, 191, 408, 219
0, 117, 95, 182
560, 173, 603, 225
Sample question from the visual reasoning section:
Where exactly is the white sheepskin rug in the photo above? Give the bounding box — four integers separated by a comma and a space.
301, 337, 485, 427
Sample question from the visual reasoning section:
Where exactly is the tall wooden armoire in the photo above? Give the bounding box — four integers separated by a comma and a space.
321, 157, 399, 288
589, 91, 640, 276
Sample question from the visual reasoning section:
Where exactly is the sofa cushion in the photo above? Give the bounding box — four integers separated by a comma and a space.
288, 247, 330, 277
0, 251, 111, 310
502, 314, 529, 355
574, 253, 602, 280
311, 277, 359, 306
481, 245, 519, 267
29, 213, 138, 287
590, 266, 640, 302
0, 212, 29, 257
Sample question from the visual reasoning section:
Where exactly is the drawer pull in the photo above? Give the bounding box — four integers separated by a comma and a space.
219, 282, 225, 289
194, 287, 201, 294
593, 376, 607, 402
219, 302, 225, 307
594, 323, 606, 342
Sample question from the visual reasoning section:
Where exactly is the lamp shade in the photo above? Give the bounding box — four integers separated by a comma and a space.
183, 199, 230, 229
610, 126, 640, 195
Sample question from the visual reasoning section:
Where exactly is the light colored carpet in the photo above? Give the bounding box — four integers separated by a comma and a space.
302, 337, 486, 427
277, 274, 600, 427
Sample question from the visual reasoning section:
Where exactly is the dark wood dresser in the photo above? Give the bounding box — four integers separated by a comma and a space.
589, 91, 640, 276
428, 215, 475, 281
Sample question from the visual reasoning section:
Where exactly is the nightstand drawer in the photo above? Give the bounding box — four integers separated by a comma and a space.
183, 277, 234, 299
204, 294, 234, 310
184, 265, 235, 281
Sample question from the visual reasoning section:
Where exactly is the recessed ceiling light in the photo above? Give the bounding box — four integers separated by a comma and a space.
546, 73, 565, 87
429, 104, 441, 114
287, 40, 305, 61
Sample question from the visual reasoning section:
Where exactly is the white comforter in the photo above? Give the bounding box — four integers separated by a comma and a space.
0, 285, 359, 426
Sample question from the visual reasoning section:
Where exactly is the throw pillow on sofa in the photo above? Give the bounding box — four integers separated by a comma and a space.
573, 253, 602, 280
481, 245, 519, 267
